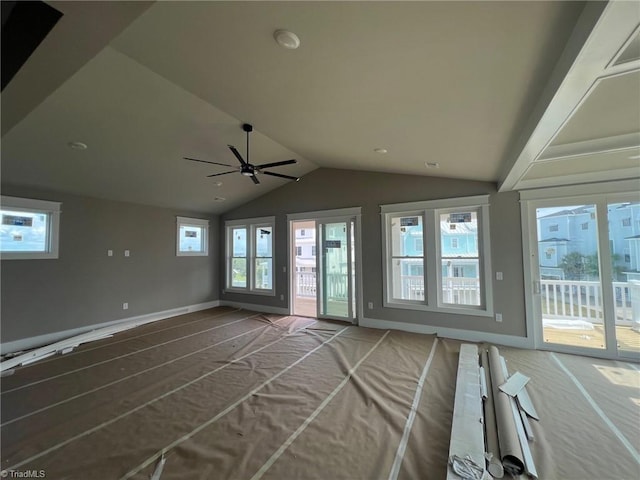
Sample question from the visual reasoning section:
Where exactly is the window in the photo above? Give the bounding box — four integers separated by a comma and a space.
581, 222, 589, 230
254, 226, 273, 290
388, 214, 424, 301
230, 226, 247, 287
440, 210, 480, 306
296, 246, 302, 256
176, 217, 209, 256
381, 195, 492, 316
301, 229, 306, 236
622, 217, 631, 227
1, 196, 61, 260
226, 217, 275, 295
549, 224, 559, 232
312, 245, 317, 256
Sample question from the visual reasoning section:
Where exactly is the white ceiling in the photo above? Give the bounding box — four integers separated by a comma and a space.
1, 1, 638, 214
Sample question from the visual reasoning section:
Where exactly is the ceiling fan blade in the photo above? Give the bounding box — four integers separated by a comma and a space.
228, 145, 248, 166
206, 170, 238, 177
254, 159, 297, 169
184, 157, 233, 167
250, 175, 260, 184
262, 171, 300, 182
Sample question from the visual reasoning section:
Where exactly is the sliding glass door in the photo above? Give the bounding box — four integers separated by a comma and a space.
525, 190, 640, 359
318, 219, 355, 320
534, 204, 606, 350
288, 208, 361, 324
607, 201, 640, 356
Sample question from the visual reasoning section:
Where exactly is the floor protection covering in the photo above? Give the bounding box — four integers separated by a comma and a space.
1, 308, 450, 479
493, 345, 640, 480
1, 306, 638, 479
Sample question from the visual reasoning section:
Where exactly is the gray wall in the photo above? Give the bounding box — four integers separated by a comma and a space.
221, 168, 526, 337
1, 185, 219, 342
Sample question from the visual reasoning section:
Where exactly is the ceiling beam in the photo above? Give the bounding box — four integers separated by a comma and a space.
497, 1, 640, 192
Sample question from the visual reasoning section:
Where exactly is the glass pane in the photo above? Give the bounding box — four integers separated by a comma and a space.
392, 259, 424, 300
391, 215, 423, 257
441, 259, 480, 306
255, 226, 272, 257
179, 225, 204, 252
608, 202, 640, 355
440, 211, 478, 257
0, 210, 48, 252
231, 258, 247, 288
322, 222, 349, 318
232, 228, 247, 257
254, 258, 272, 290
537, 205, 605, 349
440, 210, 480, 306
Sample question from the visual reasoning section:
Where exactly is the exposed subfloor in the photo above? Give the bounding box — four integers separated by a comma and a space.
1, 306, 638, 479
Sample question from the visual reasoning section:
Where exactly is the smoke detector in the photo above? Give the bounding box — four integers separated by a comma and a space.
274, 30, 300, 49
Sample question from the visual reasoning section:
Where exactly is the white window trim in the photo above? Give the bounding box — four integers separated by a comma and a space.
176, 216, 209, 256
1, 195, 62, 260
225, 216, 275, 296
381, 195, 493, 317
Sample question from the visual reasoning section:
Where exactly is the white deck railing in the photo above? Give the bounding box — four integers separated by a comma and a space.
295, 272, 348, 300
296, 272, 316, 297
396, 275, 480, 306
540, 280, 634, 325
296, 274, 637, 326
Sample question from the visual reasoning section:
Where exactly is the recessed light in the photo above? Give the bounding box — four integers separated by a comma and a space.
214, 197, 226, 202
68, 141, 88, 150
213, 181, 223, 187
274, 30, 300, 49
374, 148, 388, 154
425, 162, 440, 169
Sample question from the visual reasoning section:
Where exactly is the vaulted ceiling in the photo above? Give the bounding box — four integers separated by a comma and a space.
2, 1, 638, 214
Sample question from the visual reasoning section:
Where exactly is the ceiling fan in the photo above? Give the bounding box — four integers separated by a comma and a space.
184, 123, 300, 184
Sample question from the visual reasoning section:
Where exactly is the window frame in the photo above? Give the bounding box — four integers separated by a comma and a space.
381, 195, 493, 317
176, 216, 209, 256
1, 195, 61, 260
225, 216, 275, 296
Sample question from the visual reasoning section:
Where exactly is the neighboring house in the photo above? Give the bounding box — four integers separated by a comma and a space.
537, 203, 640, 281
400, 218, 479, 280
294, 227, 316, 274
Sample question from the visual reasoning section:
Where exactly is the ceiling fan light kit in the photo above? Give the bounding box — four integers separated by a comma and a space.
184, 123, 300, 185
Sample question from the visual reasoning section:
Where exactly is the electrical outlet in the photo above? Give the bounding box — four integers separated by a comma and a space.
496, 272, 503, 281
495, 313, 502, 322
107, 250, 113, 257
123, 302, 129, 310
124, 250, 130, 257
280, 294, 284, 301
368, 301, 374, 309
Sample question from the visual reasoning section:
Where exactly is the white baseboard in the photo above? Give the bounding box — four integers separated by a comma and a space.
360, 316, 534, 349
219, 300, 289, 316
0, 300, 221, 369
